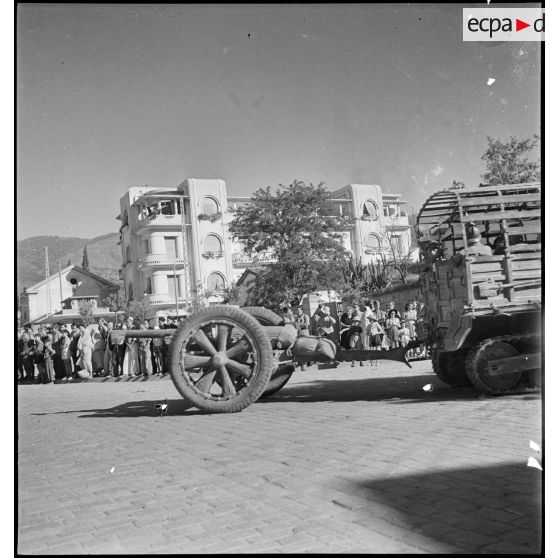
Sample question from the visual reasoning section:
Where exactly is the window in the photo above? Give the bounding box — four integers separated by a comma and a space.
126, 246, 131, 264
204, 234, 222, 254
145, 277, 152, 295
362, 201, 378, 219
164, 237, 177, 258
364, 233, 382, 251
202, 196, 219, 215
390, 235, 403, 254
160, 200, 174, 215
144, 239, 150, 256
207, 272, 225, 293
128, 283, 134, 301
167, 275, 178, 297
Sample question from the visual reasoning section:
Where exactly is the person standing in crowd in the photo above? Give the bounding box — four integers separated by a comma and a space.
90, 323, 105, 376
316, 305, 336, 341
69, 324, 81, 373
31, 334, 44, 383
123, 327, 140, 377
112, 323, 127, 376
59, 329, 73, 381
42, 334, 56, 383
151, 320, 165, 375
293, 307, 310, 336
370, 300, 386, 326
367, 316, 384, 366
310, 304, 324, 336
77, 325, 93, 377
416, 302, 428, 359
102, 322, 114, 377
162, 316, 173, 374
21, 332, 35, 382
17, 329, 25, 381
138, 321, 153, 377
399, 320, 411, 348
403, 301, 418, 357
50, 324, 64, 380
281, 307, 295, 325
384, 309, 401, 348
359, 301, 373, 350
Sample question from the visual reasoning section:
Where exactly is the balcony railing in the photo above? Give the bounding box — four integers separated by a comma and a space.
143, 294, 188, 306
136, 213, 183, 228
139, 255, 185, 267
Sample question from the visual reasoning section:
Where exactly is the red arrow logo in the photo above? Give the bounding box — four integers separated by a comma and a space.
516, 19, 530, 31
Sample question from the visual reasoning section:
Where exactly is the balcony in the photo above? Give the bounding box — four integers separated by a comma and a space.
139, 255, 185, 267
137, 213, 183, 229
143, 294, 188, 306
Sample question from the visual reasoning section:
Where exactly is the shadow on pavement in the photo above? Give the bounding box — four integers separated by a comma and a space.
343, 462, 542, 553
30, 399, 205, 418
257, 374, 541, 405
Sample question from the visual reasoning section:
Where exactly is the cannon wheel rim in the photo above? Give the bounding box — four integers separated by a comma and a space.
169, 305, 274, 413
465, 340, 522, 394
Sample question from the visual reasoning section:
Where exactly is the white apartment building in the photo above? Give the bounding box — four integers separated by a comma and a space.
117, 179, 413, 319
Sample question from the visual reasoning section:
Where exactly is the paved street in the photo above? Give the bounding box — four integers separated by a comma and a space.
18, 359, 542, 554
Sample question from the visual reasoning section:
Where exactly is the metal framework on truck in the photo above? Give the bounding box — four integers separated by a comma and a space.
416, 182, 541, 394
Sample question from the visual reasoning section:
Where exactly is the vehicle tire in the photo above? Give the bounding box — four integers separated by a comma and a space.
431, 348, 472, 386
242, 306, 284, 326
169, 305, 274, 413
259, 364, 295, 399
465, 339, 522, 394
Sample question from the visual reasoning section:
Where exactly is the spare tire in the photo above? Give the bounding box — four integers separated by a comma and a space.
242, 306, 284, 326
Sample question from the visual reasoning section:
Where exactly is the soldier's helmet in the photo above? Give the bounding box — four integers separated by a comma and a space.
466, 223, 482, 243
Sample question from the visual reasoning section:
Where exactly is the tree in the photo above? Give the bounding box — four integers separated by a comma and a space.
103, 291, 127, 324
81, 245, 90, 271
481, 135, 540, 186
229, 180, 352, 307
78, 300, 95, 325
127, 299, 150, 322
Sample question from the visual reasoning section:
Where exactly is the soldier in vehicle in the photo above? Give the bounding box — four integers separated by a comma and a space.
463, 224, 492, 256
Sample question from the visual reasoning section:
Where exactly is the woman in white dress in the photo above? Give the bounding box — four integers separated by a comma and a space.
122, 327, 140, 377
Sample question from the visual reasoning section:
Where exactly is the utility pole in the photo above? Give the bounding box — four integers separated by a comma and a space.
173, 260, 179, 319
58, 259, 63, 310
179, 194, 192, 312
45, 246, 52, 316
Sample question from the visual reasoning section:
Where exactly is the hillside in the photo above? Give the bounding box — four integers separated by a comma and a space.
17, 233, 121, 292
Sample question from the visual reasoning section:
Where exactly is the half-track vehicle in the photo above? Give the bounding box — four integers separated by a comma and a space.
415, 182, 541, 394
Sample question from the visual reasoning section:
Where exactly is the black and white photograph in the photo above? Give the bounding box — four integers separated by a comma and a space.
16, 2, 544, 554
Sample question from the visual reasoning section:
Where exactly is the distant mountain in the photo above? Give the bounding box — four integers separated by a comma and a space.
17, 233, 121, 292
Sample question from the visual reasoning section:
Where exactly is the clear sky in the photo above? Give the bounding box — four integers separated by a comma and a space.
16, 3, 541, 240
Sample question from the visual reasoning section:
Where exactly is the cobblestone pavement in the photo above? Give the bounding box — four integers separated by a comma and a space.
18, 359, 543, 554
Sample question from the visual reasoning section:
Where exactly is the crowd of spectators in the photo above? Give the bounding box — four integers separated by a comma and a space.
17, 315, 183, 384
17, 301, 430, 383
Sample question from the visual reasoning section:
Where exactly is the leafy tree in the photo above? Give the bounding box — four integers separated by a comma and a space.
78, 300, 95, 325
127, 299, 150, 322
481, 135, 540, 186
229, 180, 351, 307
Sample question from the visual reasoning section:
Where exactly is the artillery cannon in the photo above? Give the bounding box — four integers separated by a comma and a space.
110, 305, 415, 413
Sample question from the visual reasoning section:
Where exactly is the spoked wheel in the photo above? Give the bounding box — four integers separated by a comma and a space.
431, 348, 472, 386
169, 306, 274, 413
465, 339, 522, 394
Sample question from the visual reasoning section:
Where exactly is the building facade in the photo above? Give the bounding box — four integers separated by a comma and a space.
118, 179, 414, 319
20, 265, 119, 325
